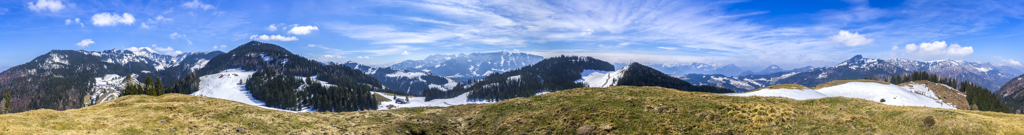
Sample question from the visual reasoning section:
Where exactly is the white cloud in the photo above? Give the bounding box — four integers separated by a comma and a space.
657, 47, 678, 50
249, 35, 298, 41
75, 39, 94, 47
170, 32, 185, 39
600, 42, 633, 48
267, 24, 278, 31
317, 55, 346, 62
905, 43, 918, 53
125, 47, 155, 53
288, 25, 319, 35
155, 15, 170, 21
125, 45, 183, 55
891, 46, 898, 51
65, 18, 83, 26
402, 50, 410, 55
357, 56, 372, 59
994, 56, 1023, 67
829, 30, 874, 46
0, 8, 8, 15
150, 44, 183, 55
902, 41, 973, 56
213, 45, 228, 50
27, 0, 65, 13
91, 13, 135, 26
169, 32, 193, 44
182, 0, 214, 10
140, 23, 150, 29
945, 44, 973, 56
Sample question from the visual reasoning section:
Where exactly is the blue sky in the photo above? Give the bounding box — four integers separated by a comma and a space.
1, 0, 1023, 71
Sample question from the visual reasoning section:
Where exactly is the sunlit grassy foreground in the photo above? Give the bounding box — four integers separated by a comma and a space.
2, 86, 1024, 134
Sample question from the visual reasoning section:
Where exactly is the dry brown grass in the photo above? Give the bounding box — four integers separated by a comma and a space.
2, 86, 1024, 134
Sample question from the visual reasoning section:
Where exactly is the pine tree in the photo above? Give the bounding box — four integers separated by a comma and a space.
4, 92, 10, 114
155, 78, 164, 96
145, 76, 155, 96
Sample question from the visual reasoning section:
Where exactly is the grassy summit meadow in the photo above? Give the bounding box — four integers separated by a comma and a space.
1, 86, 1023, 134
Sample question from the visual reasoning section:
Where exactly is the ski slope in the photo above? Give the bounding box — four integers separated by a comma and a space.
727, 82, 957, 109
191, 69, 312, 113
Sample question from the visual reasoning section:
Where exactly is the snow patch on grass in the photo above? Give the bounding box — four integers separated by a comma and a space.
728, 82, 957, 109
375, 92, 493, 110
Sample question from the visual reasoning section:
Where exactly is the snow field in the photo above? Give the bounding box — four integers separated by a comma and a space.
374, 92, 493, 110
192, 69, 312, 113
727, 82, 957, 109
374, 90, 553, 110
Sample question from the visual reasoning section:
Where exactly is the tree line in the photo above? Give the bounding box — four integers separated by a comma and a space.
245, 67, 378, 112
120, 75, 166, 96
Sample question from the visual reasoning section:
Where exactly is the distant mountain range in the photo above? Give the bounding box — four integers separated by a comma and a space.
0, 49, 221, 112
684, 55, 1022, 93
651, 63, 746, 76
343, 62, 465, 95
389, 52, 544, 82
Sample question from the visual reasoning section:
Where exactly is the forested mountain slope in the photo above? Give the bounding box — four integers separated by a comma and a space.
0, 48, 221, 113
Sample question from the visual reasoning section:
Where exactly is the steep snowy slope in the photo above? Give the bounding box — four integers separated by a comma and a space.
728, 81, 958, 109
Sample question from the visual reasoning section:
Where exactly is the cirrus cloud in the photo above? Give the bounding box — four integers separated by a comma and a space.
994, 56, 1022, 67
